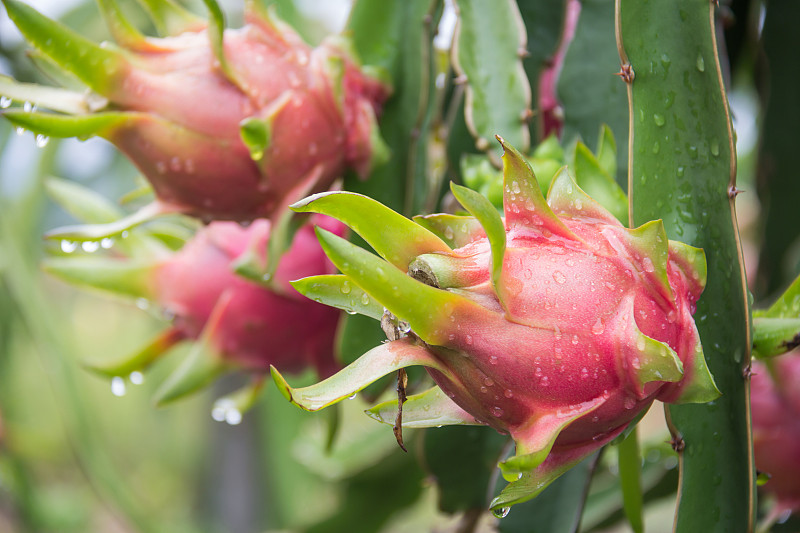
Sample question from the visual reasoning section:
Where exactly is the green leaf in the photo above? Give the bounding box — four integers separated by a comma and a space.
291, 191, 451, 270
752, 317, 800, 359
313, 227, 468, 345
44, 202, 177, 242
134, 0, 204, 36
83, 328, 184, 378
759, 271, 800, 318
3, 110, 136, 140
271, 338, 448, 412
0, 75, 103, 115
1, 0, 127, 96
620, 0, 754, 530
96, 0, 151, 51
42, 256, 156, 300
452, 0, 531, 156
412, 214, 484, 249
572, 141, 628, 224
366, 386, 481, 428
290, 275, 384, 321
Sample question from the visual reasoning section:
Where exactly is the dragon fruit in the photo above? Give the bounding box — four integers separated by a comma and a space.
45, 215, 344, 409
751, 355, 800, 515
270, 137, 719, 509
0, 0, 389, 223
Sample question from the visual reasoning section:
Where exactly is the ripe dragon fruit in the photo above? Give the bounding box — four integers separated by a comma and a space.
751, 355, 800, 516
0, 0, 389, 223
270, 137, 719, 509
45, 214, 344, 410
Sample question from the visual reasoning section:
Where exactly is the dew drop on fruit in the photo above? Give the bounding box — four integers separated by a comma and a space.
504, 389, 513, 398
489, 356, 498, 365
592, 318, 604, 335
61, 240, 78, 253
111, 376, 126, 397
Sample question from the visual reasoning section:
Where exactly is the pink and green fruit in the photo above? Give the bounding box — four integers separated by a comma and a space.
272, 137, 719, 508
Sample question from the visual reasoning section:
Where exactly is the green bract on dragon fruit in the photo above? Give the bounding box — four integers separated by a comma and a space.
0, 0, 389, 222
271, 137, 719, 510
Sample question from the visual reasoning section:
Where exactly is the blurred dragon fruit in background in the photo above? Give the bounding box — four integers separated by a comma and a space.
0, 0, 390, 222
44, 205, 345, 414
751, 355, 800, 516
271, 137, 719, 510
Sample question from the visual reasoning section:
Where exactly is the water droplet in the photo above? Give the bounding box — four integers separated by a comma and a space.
480, 386, 488, 394
571, 335, 579, 345
360, 293, 370, 305
15, 126, 24, 136
135, 298, 150, 310
592, 318, 604, 335
491, 406, 503, 417
484, 377, 494, 387
444, 225, 455, 240
553, 271, 566, 284
653, 114, 665, 126
642, 257, 655, 273
504, 389, 513, 398
155, 161, 167, 174
111, 376, 126, 397
129, 371, 144, 385
35, 134, 49, 148
341, 280, 351, 294
466, 334, 473, 345
0, 96, 11, 108
225, 409, 242, 425
710, 140, 720, 157
652, 141, 660, 154
636, 337, 646, 351
696, 54, 705, 72
493, 507, 510, 518
81, 241, 100, 253
489, 356, 498, 365
580, 367, 589, 379
23, 101, 33, 112
211, 406, 226, 421
511, 181, 521, 194
667, 310, 677, 323
676, 166, 685, 177
61, 240, 78, 253
541, 376, 549, 387
348, 393, 357, 400
624, 396, 636, 409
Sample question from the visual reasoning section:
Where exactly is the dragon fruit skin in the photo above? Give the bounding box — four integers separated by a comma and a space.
154, 216, 343, 377
272, 137, 719, 508
751, 355, 800, 514
1, 0, 389, 222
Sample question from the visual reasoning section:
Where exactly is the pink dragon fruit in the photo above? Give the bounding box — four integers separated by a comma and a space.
270, 137, 719, 509
45, 215, 344, 408
751, 355, 800, 515
1, 0, 389, 223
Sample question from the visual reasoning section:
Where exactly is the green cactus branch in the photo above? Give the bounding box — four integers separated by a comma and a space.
618, 0, 754, 531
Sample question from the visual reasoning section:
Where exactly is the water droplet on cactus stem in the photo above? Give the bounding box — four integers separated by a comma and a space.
81, 241, 100, 253
35, 134, 49, 148
61, 240, 78, 253
129, 371, 144, 385
0, 96, 11, 108
111, 376, 126, 397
